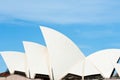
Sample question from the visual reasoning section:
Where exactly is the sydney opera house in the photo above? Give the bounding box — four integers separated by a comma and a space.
0, 26, 120, 80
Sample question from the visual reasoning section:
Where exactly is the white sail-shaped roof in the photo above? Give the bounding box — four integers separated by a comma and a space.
83, 58, 100, 76
68, 49, 120, 78
68, 60, 84, 76
68, 58, 100, 77
40, 26, 85, 79
103, 49, 120, 64
87, 49, 120, 78
23, 41, 50, 78
0, 51, 28, 77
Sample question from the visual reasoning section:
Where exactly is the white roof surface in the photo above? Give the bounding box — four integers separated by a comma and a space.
40, 26, 85, 79
0, 51, 29, 77
87, 49, 120, 78
23, 41, 50, 78
1, 26, 120, 79
67, 49, 120, 78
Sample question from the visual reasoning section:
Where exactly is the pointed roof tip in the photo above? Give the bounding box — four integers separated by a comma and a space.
23, 41, 35, 44
40, 26, 53, 32
40, 25, 49, 28
40, 25, 45, 28
40, 26, 48, 33
23, 41, 35, 45
22, 41, 31, 45
23, 41, 27, 44
40, 26, 48, 30
23, 41, 46, 48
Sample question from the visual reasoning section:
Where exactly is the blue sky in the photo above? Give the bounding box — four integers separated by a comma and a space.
0, 0, 120, 72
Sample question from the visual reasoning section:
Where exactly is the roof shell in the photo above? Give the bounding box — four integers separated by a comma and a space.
40, 26, 85, 79
23, 41, 50, 78
68, 49, 120, 78
87, 49, 120, 78
0, 51, 29, 77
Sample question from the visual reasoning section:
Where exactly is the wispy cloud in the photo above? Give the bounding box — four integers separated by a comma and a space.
74, 28, 120, 39
0, 14, 14, 23
79, 30, 115, 39
0, 0, 120, 24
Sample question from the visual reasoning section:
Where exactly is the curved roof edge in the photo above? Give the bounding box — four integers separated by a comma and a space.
23, 41, 50, 79
40, 26, 85, 79
0, 51, 29, 77
87, 49, 120, 78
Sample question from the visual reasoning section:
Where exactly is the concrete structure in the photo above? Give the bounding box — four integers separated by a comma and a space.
23, 41, 50, 79
68, 49, 120, 79
40, 26, 85, 80
0, 26, 120, 80
0, 51, 29, 77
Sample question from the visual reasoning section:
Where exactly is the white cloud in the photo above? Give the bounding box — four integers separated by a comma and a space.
74, 29, 120, 39
0, 0, 120, 24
